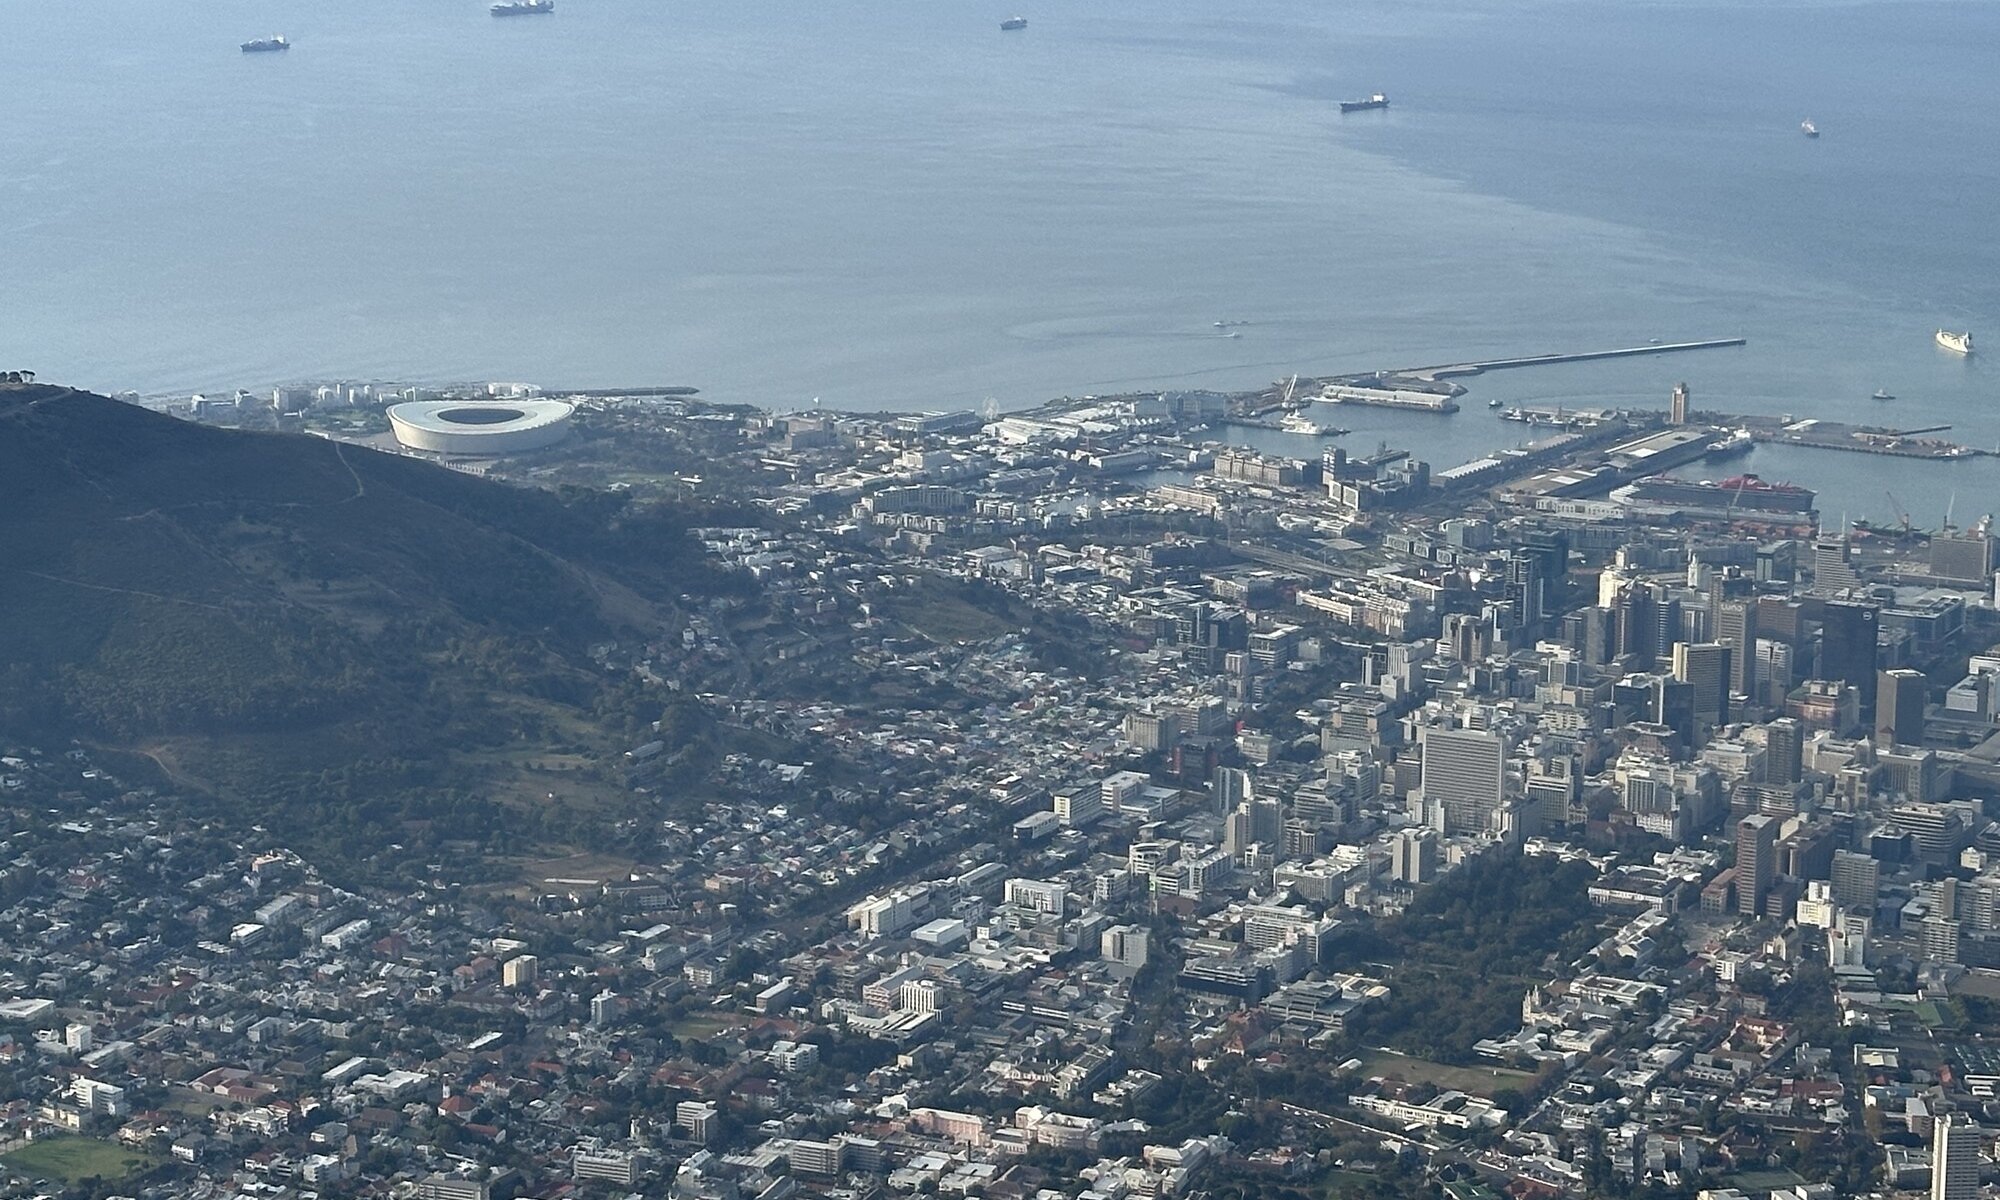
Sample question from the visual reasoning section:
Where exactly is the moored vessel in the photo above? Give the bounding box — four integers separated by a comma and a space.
1705, 428, 1753, 458
1281, 405, 1350, 436
1612, 473, 1817, 519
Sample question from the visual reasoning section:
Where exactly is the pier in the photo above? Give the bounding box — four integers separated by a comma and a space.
545, 385, 701, 398
1296, 338, 1750, 416
1406, 338, 1748, 384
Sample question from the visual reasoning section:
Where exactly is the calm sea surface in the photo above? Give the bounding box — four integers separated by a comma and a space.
4, 0, 1998, 520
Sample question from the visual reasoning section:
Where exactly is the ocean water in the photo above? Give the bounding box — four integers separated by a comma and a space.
3, 0, 1997, 520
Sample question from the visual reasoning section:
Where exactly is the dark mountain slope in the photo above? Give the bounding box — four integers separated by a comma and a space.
0, 386, 735, 872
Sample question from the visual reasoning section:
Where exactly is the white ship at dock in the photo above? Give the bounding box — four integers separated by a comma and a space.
1280, 402, 1351, 436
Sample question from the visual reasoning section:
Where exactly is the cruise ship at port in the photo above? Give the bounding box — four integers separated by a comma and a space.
1937, 329, 1974, 355
241, 35, 289, 52
1339, 93, 1389, 113
492, 1, 554, 14
1610, 473, 1817, 521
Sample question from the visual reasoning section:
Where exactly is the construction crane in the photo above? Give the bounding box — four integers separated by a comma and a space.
1726, 474, 1750, 516
1885, 491, 1913, 535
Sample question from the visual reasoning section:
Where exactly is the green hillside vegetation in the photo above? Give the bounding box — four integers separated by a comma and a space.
0, 386, 746, 876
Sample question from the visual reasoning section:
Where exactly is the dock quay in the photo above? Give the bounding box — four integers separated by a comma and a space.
1743, 415, 1989, 460
1318, 384, 1459, 413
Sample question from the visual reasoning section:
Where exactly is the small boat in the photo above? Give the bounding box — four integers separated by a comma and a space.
1801, 120, 1819, 138
1938, 329, 1974, 355
241, 35, 289, 52
1339, 93, 1389, 113
1872, 389, 1894, 401
1001, 16, 1028, 30
491, 0, 554, 15
1488, 397, 1504, 409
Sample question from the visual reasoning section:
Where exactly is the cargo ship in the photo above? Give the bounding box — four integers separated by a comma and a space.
492, 1, 554, 14
1937, 329, 1974, 355
1001, 16, 1027, 30
1339, 93, 1389, 113
1610, 473, 1817, 520
241, 35, 289, 52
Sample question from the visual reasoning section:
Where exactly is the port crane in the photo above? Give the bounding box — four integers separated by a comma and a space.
1885, 491, 1913, 535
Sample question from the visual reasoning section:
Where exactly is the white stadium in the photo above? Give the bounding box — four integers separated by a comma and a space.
386, 399, 575, 455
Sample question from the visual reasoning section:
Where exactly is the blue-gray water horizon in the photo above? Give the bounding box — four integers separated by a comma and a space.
6, 0, 1998, 522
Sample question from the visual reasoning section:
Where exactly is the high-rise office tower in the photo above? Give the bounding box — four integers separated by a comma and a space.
1814, 533, 1861, 591
1821, 601, 1880, 713
1877, 667, 1928, 748
1757, 542, 1798, 585
1390, 829, 1439, 884
1420, 726, 1508, 837
1715, 599, 1758, 699
1649, 591, 1686, 669
1565, 605, 1615, 665
1657, 678, 1697, 749
1526, 754, 1582, 829
1931, 527, 1996, 585
1736, 814, 1777, 917
1612, 584, 1644, 660
1756, 638, 1796, 708
1223, 806, 1254, 861
1213, 766, 1253, 810
1830, 849, 1880, 911
1923, 912, 1962, 966
1673, 641, 1732, 731
1670, 381, 1690, 425
1757, 596, 1805, 645
1614, 583, 1661, 663
1931, 1114, 1980, 1200
1765, 717, 1804, 786
1507, 531, 1568, 637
